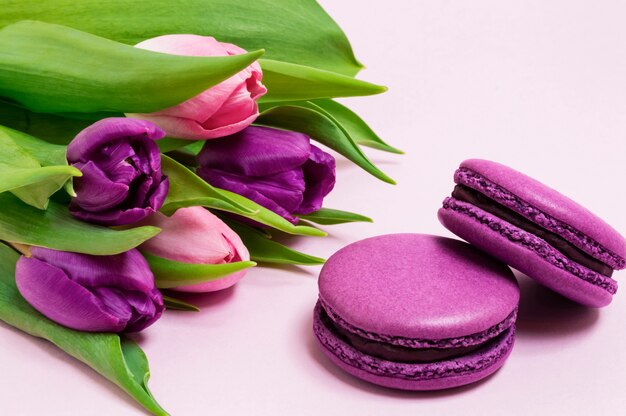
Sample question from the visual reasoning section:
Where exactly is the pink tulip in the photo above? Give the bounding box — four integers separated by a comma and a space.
137, 206, 250, 292
127, 35, 267, 140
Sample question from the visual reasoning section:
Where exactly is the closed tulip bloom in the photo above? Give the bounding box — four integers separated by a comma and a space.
197, 126, 336, 224
137, 206, 250, 292
127, 34, 267, 140
67, 118, 169, 226
15, 247, 164, 333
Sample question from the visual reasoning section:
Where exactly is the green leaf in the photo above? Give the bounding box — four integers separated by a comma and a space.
260, 59, 386, 102
0, 125, 81, 209
0, 101, 91, 145
0, 243, 168, 415
0, 20, 263, 114
0, 0, 362, 76
298, 208, 373, 225
144, 252, 256, 289
312, 99, 404, 154
0, 193, 159, 255
162, 295, 200, 312
161, 156, 325, 237
255, 104, 396, 184
157, 138, 195, 154
161, 156, 258, 215
224, 219, 325, 265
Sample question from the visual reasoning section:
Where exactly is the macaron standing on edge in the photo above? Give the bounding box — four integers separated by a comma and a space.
438, 159, 626, 307
313, 234, 520, 391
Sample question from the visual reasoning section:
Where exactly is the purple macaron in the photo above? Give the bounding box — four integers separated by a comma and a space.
313, 234, 520, 391
439, 159, 626, 308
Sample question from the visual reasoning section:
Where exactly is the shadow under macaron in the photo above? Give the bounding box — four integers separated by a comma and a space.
514, 271, 600, 339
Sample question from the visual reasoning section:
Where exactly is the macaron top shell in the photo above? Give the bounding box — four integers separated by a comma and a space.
458, 159, 626, 268
318, 234, 519, 341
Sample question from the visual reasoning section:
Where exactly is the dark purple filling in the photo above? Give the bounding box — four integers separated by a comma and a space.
452, 185, 613, 277
319, 306, 500, 363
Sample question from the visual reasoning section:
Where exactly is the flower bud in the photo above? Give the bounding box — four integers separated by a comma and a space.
16, 247, 164, 333
67, 117, 169, 225
127, 35, 267, 140
137, 206, 250, 292
197, 126, 336, 224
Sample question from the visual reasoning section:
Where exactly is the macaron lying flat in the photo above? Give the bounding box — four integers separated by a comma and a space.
439, 159, 626, 307
313, 234, 520, 391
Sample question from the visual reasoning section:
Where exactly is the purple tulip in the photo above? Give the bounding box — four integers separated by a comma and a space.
67, 117, 169, 226
197, 126, 336, 224
15, 247, 164, 333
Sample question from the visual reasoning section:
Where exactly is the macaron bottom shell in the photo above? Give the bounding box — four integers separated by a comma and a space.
313, 302, 515, 391
438, 202, 615, 307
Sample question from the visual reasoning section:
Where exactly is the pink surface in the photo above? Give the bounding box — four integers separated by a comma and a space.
3, 1, 626, 415
318, 234, 518, 340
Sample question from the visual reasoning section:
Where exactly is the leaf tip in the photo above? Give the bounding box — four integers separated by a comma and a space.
310, 256, 327, 265
303, 227, 327, 237
249, 49, 265, 60
377, 171, 397, 185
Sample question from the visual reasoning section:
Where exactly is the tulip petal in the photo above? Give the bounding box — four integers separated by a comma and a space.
92, 287, 133, 325
221, 216, 250, 263
92, 141, 138, 183
120, 288, 163, 333
157, 215, 251, 293
134, 35, 238, 123
16, 257, 124, 332
197, 126, 311, 176
134, 137, 163, 173
135, 34, 227, 56
132, 111, 259, 140
197, 166, 298, 223
127, 174, 154, 207
198, 167, 306, 216
137, 208, 233, 264
72, 161, 129, 212
70, 206, 152, 226
246, 71, 268, 101
202, 82, 259, 130
238, 169, 305, 213
68, 118, 168, 226
221, 42, 267, 96
67, 118, 165, 163
174, 269, 248, 293
137, 205, 253, 277
130, 34, 267, 138
136, 206, 251, 293
296, 144, 337, 214
137, 80, 238, 125
30, 247, 154, 293
136, 204, 254, 291
147, 176, 170, 211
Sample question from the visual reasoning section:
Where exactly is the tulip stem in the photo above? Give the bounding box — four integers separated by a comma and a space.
8, 242, 31, 257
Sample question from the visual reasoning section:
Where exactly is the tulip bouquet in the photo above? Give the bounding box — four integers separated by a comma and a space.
0, 1, 400, 414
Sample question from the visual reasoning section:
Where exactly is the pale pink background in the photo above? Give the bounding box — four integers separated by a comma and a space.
2, 1, 626, 414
